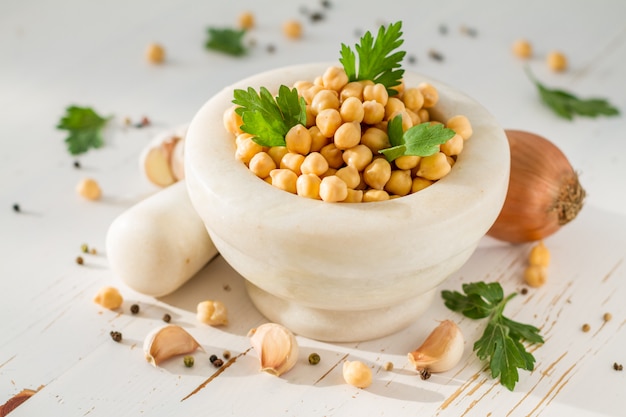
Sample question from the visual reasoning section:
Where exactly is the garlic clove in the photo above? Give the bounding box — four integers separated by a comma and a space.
408, 320, 464, 373
143, 324, 202, 367
196, 300, 228, 326
248, 323, 299, 376
342, 360, 373, 388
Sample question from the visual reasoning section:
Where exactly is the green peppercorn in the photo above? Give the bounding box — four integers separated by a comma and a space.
130, 304, 140, 314
308, 353, 321, 365
183, 355, 194, 367
162, 313, 171, 323
81, 243, 89, 253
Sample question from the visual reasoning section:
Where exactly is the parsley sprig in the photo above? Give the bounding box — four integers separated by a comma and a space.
340, 21, 406, 95
526, 68, 619, 120
56, 105, 111, 155
205, 27, 247, 56
232, 85, 307, 146
379, 116, 456, 162
442, 282, 544, 391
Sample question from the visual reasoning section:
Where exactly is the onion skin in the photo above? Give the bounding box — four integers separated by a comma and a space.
487, 130, 585, 243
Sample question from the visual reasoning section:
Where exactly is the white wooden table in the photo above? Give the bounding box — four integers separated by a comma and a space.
1, 1, 625, 415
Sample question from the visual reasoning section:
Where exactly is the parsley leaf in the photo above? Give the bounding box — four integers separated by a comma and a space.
379, 118, 455, 162
56, 105, 111, 156
232, 85, 307, 147
442, 282, 544, 391
205, 27, 247, 56
339, 21, 406, 95
526, 68, 619, 120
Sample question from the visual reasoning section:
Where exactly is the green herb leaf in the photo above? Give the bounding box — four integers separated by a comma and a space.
232, 85, 306, 147
339, 21, 405, 95
380, 119, 455, 162
56, 105, 111, 155
526, 68, 619, 120
206, 27, 247, 56
442, 281, 544, 391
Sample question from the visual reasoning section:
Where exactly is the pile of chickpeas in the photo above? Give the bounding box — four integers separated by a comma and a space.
222, 65, 472, 203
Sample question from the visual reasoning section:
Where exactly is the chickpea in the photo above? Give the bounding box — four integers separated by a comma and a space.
305, 105, 315, 127
300, 152, 329, 176
334, 122, 361, 150
335, 165, 360, 189
343, 361, 372, 388
285, 124, 312, 155
320, 143, 345, 169
316, 108, 342, 137
342, 188, 364, 203
320, 167, 337, 178
196, 300, 228, 326
388, 110, 413, 131
249, 152, 276, 178
311, 89, 340, 116
313, 75, 324, 87
440, 133, 464, 156
363, 83, 389, 106
524, 265, 547, 287
362, 189, 390, 202
402, 87, 425, 111
302, 85, 323, 105
406, 109, 421, 126
417, 83, 439, 108
235, 136, 263, 164
529, 240, 550, 267
267, 146, 289, 167
296, 173, 322, 199
145, 43, 165, 64
340, 97, 365, 123
547, 50, 567, 72
411, 177, 434, 193
362, 100, 386, 124
342, 144, 373, 172
238, 11, 255, 29
223, 105, 243, 135
294, 80, 314, 97
417, 108, 430, 122
384, 97, 406, 121
395, 155, 420, 170
319, 176, 348, 202
385, 169, 412, 196
283, 20, 303, 39
280, 152, 305, 175
77, 178, 102, 200
360, 127, 390, 153
93, 286, 123, 310
416, 152, 451, 180
446, 115, 473, 140
322, 66, 349, 92
340, 81, 364, 101
269, 169, 298, 193
512, 39, 532, 59
309, 126, 329, 152
363, 158, 392, 190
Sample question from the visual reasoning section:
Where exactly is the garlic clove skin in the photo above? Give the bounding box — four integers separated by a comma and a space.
408, 320, 464, 373
143, 324, 202, 367
248, 323, 299, 376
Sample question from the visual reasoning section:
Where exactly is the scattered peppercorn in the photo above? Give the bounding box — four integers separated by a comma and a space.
383, 361, 394, 371
438, 24, 448, 35
110, 331, 122, 342
582, 323, 591, 332
614, 362, 623, 371
420, 369, 431, 380
212, 358, 224, 368
135, 116, 151, 128
123, 117, 132, 126
12, 203, 20, 213
266, 44, 276, 53
309, 12, 324, 23
308, 353, 321, 365
76, 256, 84, 265
162, 313, 171, 323
428, 49, 444, 62
183, 355, 195, 368
321, 0, 331, 8
408, 55, 417, 65
90, 248, 97, 255
81, 243, 89, 253
223, 350, 231, 360
520, 287, 528, 295
603, 312, 612, 322
223, 284, 231, 292
209, 354, 218, 363
460, 25, 478, 37
73, 160, 81, 169
354, 28, 363, 38
130, 304, 140, 314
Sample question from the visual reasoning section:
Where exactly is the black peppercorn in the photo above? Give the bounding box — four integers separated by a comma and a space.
76, 256, 84, 265
162, 313, 171, 323
209, 354, 218, 363
212, 358, 224, 368
12, 203, 20, 213
420, 369, 431, 380
110, 331, 122, 342
130, 304, 140, 314
73, 160, 81, 169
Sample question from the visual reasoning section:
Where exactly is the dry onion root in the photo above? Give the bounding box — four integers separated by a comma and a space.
487, 130, 585, 243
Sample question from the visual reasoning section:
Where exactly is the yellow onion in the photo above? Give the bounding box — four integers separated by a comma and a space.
487, 130, 585, 243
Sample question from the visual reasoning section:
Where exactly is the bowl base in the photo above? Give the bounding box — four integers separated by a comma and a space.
245, 281, 436, 342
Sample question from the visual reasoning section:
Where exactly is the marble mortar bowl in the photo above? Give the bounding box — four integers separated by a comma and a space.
184, 63, 510, 342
